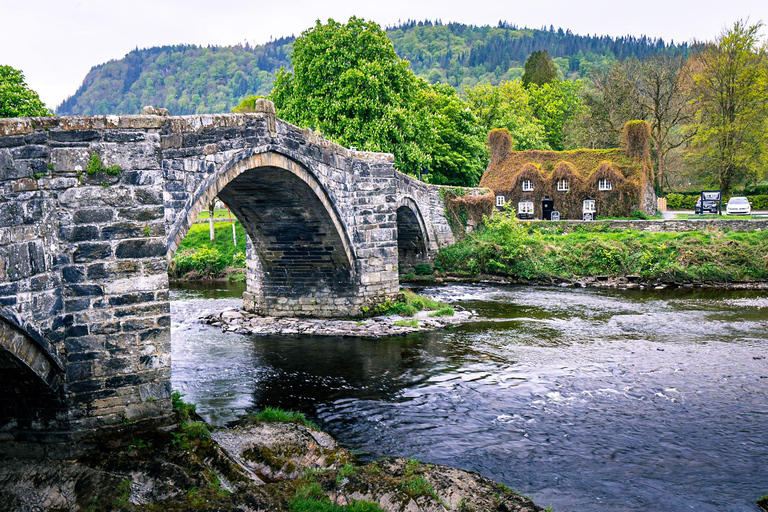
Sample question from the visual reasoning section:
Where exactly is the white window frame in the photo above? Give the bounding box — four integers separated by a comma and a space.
583, 199, 596, 213
495, 195, 505, 207
521, 179, 534, 192
557, 179, 569, 191
598, 179, 612, 191
518, 201, 534, 214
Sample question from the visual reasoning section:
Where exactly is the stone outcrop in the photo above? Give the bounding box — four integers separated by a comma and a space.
0, 419, 545, 511
0, 102, 478, 456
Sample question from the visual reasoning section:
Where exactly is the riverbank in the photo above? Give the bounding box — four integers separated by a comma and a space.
432, 212, 768, 285
0, 403, 543, 512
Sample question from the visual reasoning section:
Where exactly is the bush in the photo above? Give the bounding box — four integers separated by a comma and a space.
172, 391, 196, 421
665, 193, 697, 210
414, 263, 433, 275
629, 209, 650, 220
232, 251, 246, 267
172, 247, 228, 277
181, 421, 211, 441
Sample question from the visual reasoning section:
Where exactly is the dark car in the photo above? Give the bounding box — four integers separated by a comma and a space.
695, 190, 722, 215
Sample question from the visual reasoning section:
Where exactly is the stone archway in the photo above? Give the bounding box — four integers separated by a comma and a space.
396, 197, 429, 267
166, 151, 358, 317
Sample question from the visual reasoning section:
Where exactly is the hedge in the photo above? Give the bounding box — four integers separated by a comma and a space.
665, 193, 768, 210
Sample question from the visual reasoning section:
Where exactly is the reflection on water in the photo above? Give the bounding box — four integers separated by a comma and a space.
170, 282, 768, 511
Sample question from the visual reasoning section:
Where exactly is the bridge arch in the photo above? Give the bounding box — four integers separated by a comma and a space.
166, 151, 358, 317
396, 196, 430, 267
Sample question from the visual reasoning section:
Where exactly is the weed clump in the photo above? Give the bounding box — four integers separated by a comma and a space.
252, 407, 319, 430
86, 152, 121, 176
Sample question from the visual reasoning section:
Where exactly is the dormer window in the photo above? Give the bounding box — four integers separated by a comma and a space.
598, 179, 612, 191
557, 179, 569, 191
522, 179, 534, 192
496, 195, 505, 207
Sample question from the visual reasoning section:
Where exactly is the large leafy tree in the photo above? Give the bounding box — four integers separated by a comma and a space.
0, 65, 51, 118
687, 20, 768, 194
269, 17, 485, 185
635, 54, 697, 188
416, 83, 486, 186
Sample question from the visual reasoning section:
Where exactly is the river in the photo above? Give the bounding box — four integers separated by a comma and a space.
170, 281, 768, 511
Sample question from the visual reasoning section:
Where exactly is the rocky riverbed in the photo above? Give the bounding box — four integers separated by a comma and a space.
0, 417, 543, 512
201, 307, 476, 338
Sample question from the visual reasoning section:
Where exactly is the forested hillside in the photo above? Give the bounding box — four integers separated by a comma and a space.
57, 21, 685, 115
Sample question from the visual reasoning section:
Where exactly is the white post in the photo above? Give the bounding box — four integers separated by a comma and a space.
208, 201, 215, 242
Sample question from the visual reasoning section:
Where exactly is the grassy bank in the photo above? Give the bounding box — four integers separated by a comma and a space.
170, 221, 247, 279
435, 208, 768, 283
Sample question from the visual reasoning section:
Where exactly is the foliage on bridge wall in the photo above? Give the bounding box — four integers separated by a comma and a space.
440, 187, 494, 238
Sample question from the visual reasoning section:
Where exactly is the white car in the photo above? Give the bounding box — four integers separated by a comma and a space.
725, 196, 751, 215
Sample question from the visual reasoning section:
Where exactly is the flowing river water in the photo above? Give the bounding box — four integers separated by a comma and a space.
170, 281, 768, 511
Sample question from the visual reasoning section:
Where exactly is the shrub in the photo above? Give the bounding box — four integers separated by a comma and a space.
665, 193, 697, 210
181, 421, 211, 441
232, 251, 246, 267
428, 306, 454, 317
172, 247, 228, 277
172, 391, 196, 421
629, 209, 650, 220
414, 263, 433, 275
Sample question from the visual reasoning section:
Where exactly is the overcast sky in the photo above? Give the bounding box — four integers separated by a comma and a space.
1, 0, 766, 109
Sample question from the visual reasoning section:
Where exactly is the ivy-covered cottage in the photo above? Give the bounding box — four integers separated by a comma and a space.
480, 121, 657, 220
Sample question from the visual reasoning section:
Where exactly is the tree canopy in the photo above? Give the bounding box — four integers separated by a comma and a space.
268, 17, 485, 185
686, 20, 768, 193
522, 50, 559, 87
0, 65, 51, 118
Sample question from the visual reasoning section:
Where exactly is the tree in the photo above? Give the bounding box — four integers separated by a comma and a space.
416, 83, 486, 186
567, 60, 647, 149
527, 80, 583, 150
521, 50, 558, 88
0, 65, 51, 117
687, 20, 768, 194
634, 54, 697, 189
464, 81, 549, 150
270, 17, 431, 174
269, 17, 485, 185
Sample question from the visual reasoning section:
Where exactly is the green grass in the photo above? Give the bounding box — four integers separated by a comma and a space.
437, 208, 768, 283
291, 481, 384, 512
252, 407, 319, 430
367, 289, 453, 317
394, 319, 419, 328
428, 306, 455, 317
171, 221, 247, 277
197, 209, 234, 220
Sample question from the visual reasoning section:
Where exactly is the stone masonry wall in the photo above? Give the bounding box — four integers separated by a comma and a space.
0, 116, 171, 456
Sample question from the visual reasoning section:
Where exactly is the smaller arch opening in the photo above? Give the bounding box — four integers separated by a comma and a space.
0, 319, 67, 440
397, 205, 428, 268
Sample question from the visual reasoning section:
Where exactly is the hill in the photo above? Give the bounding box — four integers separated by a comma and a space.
57, 21, 686, 115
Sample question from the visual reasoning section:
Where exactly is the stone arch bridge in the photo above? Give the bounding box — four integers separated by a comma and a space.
0, 100, 473, 456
